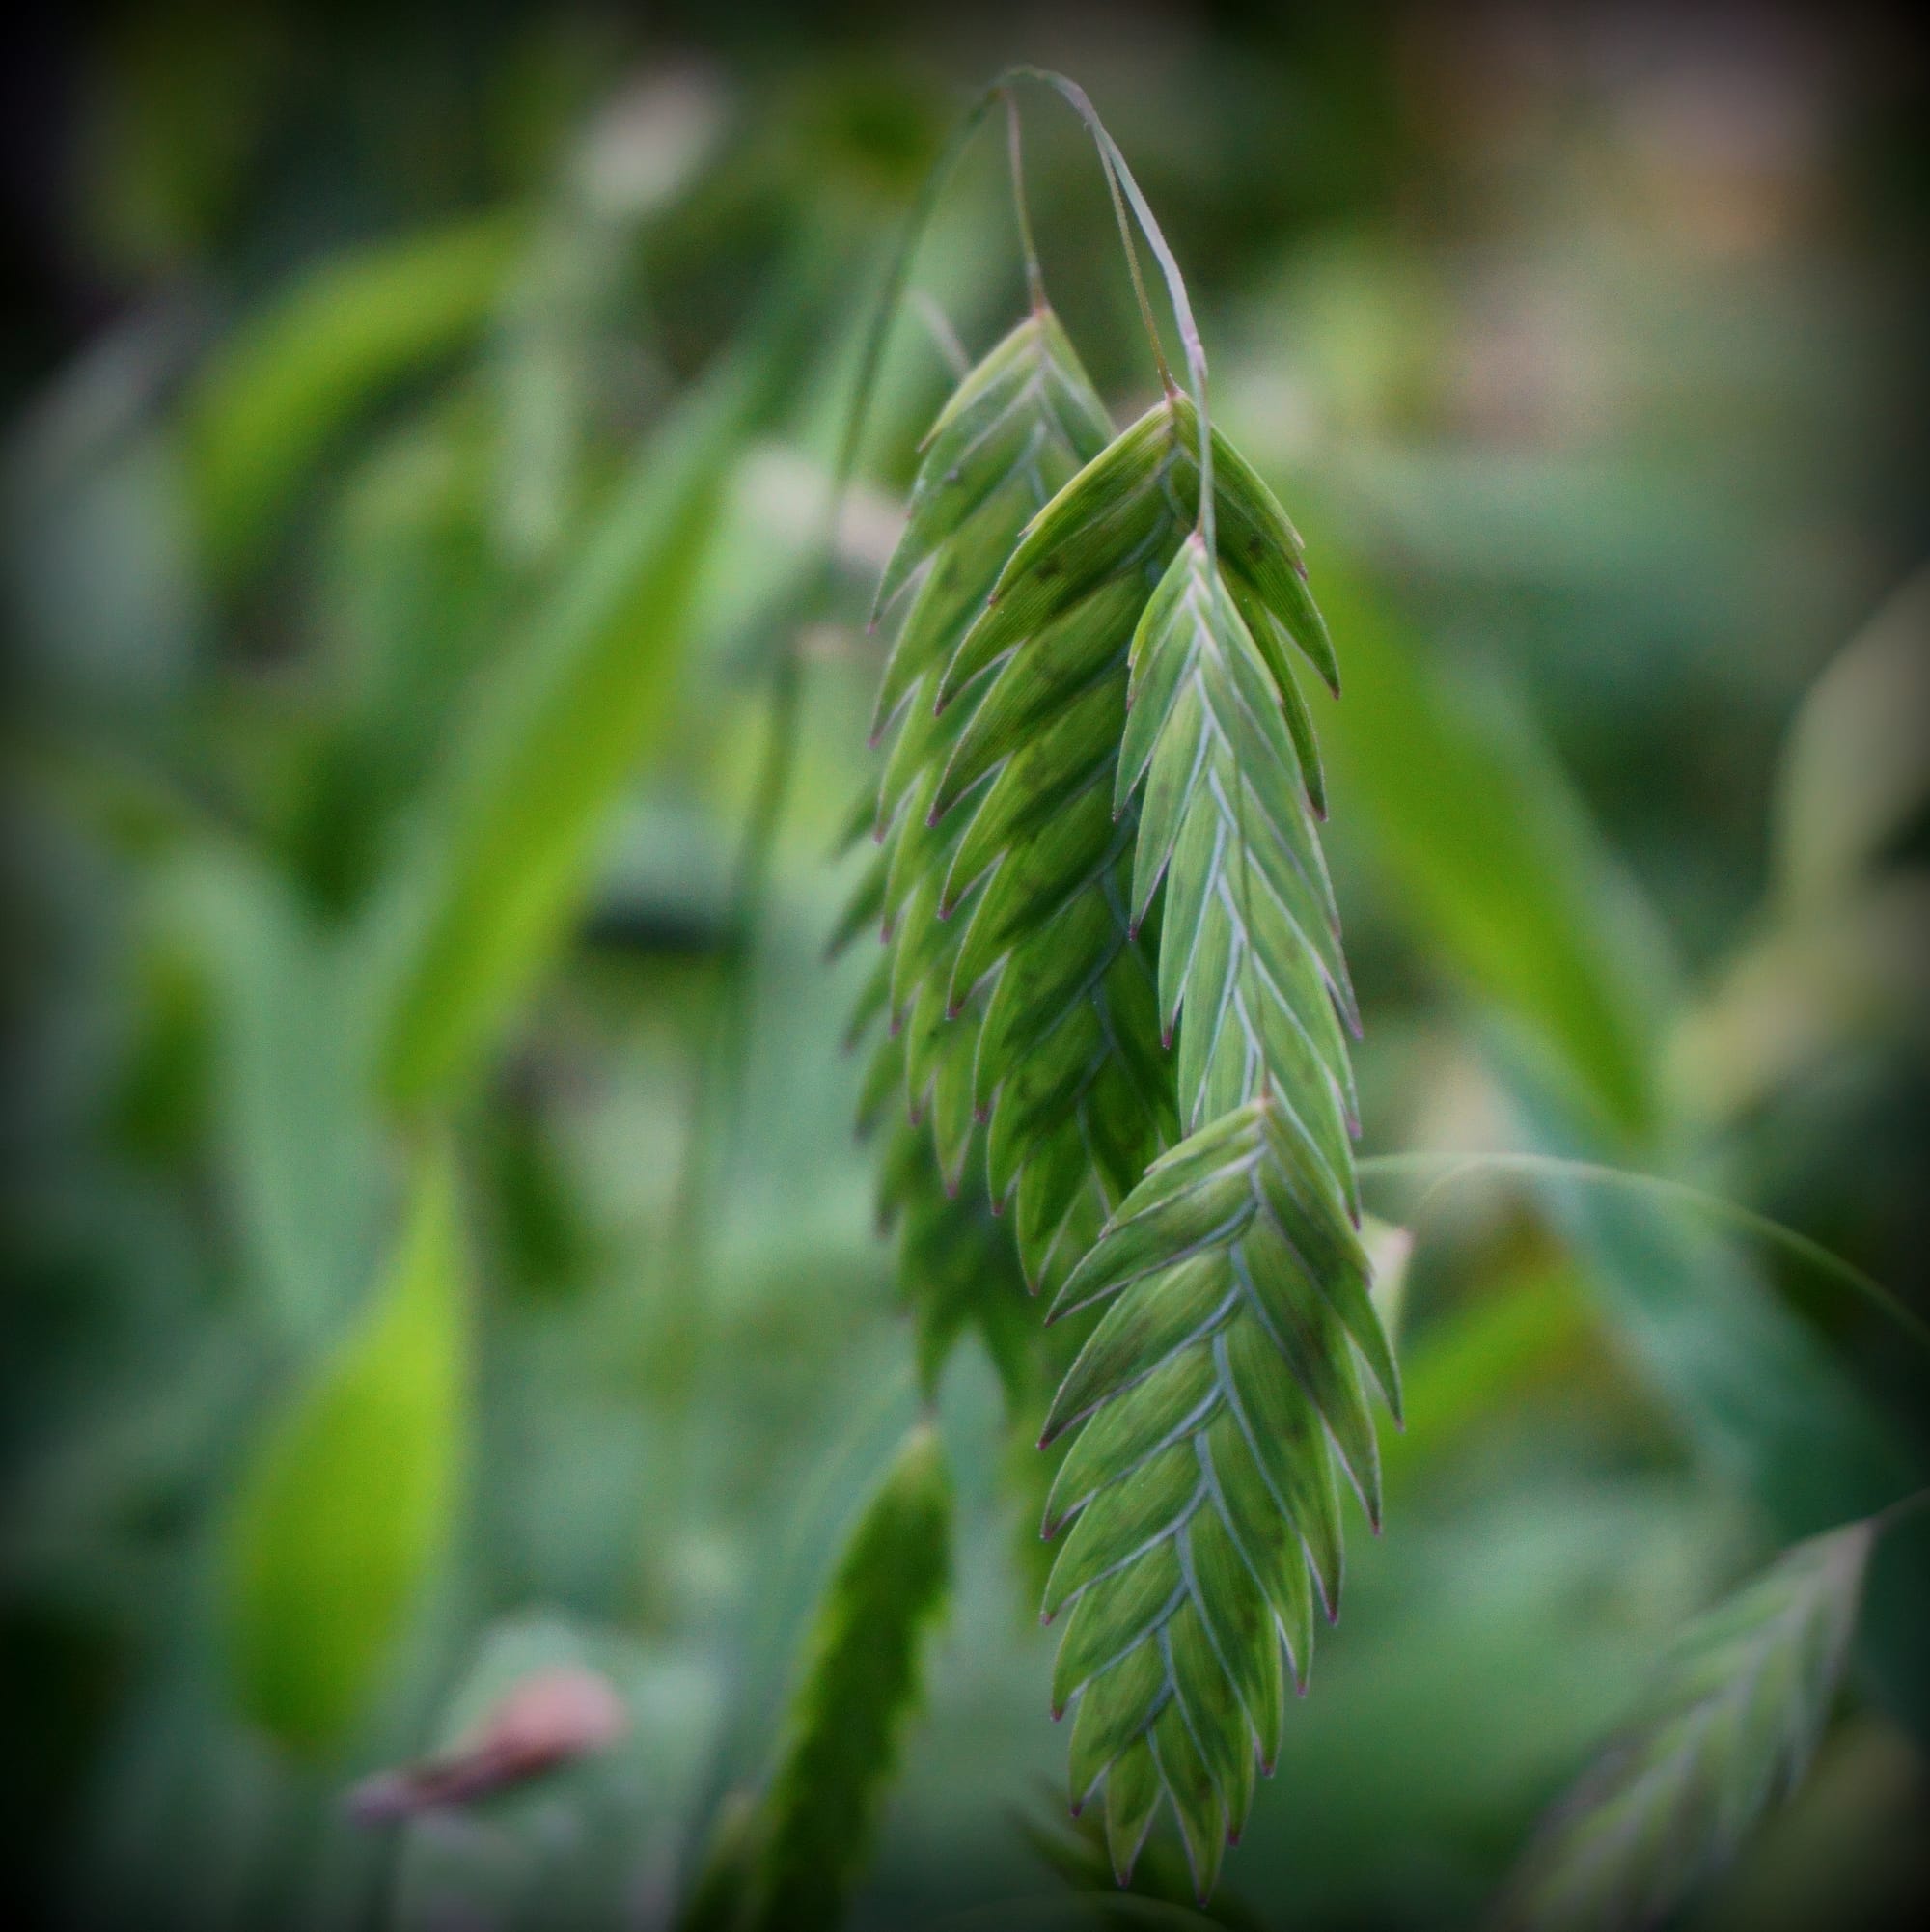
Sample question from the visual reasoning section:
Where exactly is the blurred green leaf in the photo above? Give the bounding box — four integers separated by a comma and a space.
1304, 525, 1673, 1145
1499, 1048, 1930, 1759
224, 1136, 466, 1753
183, 218, 520, 577
746, 1422, 952, 1932
369, 282, 822, 1113
1677, 571, 1930, 1121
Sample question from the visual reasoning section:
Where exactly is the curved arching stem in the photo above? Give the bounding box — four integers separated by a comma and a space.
811, 64, 1220, 601
1358, 1148, 1930, 1359
1090, 124, 1173, 396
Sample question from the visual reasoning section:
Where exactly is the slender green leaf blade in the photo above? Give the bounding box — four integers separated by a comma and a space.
372, 324, 786, 1110
746, 1424, 952, 1932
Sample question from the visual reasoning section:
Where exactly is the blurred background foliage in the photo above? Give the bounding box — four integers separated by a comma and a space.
2, 3, 1927, 1928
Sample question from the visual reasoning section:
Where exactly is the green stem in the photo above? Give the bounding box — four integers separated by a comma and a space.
1003, 89, 1047, 313
1002, 67, 1216, 553
1097, 135, 1174, 394
1357, 1149, 1930, 1359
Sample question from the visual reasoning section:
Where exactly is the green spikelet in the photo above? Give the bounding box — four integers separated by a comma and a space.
841, 307, 1166, 1338
1035, 1096, 1397, 1899
1492, 1519, 1875, 1932
744, 1425, 953, 1932
1119, 534, 1359, 1165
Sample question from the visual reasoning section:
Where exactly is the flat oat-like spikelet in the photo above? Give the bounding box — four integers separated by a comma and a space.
1493, 1520, 1875, 1932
